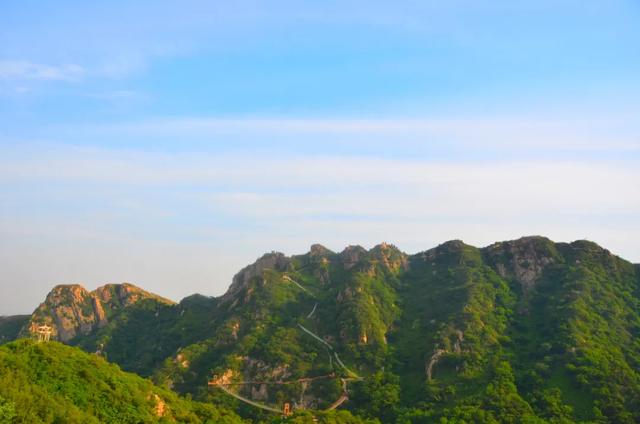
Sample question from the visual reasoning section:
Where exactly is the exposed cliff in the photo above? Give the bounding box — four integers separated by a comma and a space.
22, 283, 174, 342
483, 236, 562, 293
220, 252, 291, 305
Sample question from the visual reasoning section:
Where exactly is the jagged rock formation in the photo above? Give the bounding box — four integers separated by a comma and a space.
221, 252, 291, 304
484, 236, 560, 293
309, 243, 333, 258
22, 283, 174, 342
339, 245, 368, 269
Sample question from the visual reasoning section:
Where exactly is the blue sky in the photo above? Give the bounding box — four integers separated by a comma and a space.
1, 1, 639, 314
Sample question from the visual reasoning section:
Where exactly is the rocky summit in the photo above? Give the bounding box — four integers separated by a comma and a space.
2, 236, 640, 424
21, 282, 174, 342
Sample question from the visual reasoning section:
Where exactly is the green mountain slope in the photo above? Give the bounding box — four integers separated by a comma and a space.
147, 238, 640, 423
5, 237, 640, 423
0, 316, 29, 344
0, 339, 243, 423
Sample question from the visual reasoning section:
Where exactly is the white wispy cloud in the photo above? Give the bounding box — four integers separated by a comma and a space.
2, 146, 638, 218
0, 57, 155, 90
86, 90, 142, 100
0, 61, 85, 82
1, 142, 639, 314
0, 146, 627, 181
67, 116, 640, 153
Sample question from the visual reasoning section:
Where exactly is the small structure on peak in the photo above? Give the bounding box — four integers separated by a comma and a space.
282, 402, 292, 417
35, 323, 53, 342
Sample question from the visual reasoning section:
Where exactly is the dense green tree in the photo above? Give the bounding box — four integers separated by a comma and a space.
0, 395, 17, 423
0, 340, 244, 423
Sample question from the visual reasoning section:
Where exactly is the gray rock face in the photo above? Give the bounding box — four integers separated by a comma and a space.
29, 284, 95, 342
309, 244, 333, 257
370, 242, 410, 272
484, 236, 558, 292
221, 252, 291, 303
22, 283, 174, 342
339, 245, 367, 269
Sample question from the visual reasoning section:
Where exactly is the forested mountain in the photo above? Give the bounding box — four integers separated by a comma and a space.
0, 339, 243, 423
0, 316, 29, 344
2, 236, 640, 423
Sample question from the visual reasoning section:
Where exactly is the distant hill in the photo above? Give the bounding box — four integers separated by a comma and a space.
4, 237, 640, 423
0, 316, 29, 344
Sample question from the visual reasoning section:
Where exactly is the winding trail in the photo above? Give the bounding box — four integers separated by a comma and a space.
209, 272, 361, 414
306, 303, 318, 318
297, 324, 361, 379
283, 275, 315, 297
216, 373, 336, 386
298, 323, 332, 349
213, 384, 283, 414
326, 393, 349, 410
325, 378, 356, 410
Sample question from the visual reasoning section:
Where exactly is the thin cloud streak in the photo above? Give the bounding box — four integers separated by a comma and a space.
0, 61, 85, 82
2, 146, 639, 199
61, 117, 640, 152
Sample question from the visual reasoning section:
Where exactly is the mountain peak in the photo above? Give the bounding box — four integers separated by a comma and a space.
308, 243, 333, 257
23, 282, 173, 342
439, 239, 467, 250
369, 242, 409, 272
370, 241, 399, 252
92, 282, 174, 307
222, 251, 291, 303
40, 285, 94, 315
48, 284, 89, 296
483, 236, 560, 292
338, 245, 367, 269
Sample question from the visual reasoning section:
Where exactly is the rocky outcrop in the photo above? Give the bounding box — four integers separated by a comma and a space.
339, 245, 367, 269
221, 252, 291, 304
149, 393, 167, 417
251, 384, 269, 401
415, 240, 470, 266
27, 284, 95, 342
309, 244, 333, 258
426, 330, 464, 381
426, 348, 447, 381
484, 236, 559, 293
22, 283, 174, 342
369, 242, 409, 273
241, 358, 292, 402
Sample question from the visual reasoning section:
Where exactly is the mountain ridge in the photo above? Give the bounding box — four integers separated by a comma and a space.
20, 282, 175, 342
2, 236, 639, 423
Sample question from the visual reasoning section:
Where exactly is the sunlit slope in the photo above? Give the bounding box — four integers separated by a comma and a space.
6, 237, 640, 423
0, 339, 244, 423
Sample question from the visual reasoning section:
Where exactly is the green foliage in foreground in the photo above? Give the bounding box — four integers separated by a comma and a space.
272, 410, 379, 424
0, 339, 244, 424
